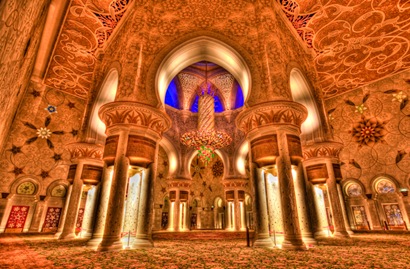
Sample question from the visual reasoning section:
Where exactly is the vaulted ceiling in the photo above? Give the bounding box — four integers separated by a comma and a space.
43, 0, 410, 100
44, 0, 131, 98
280, 0, 410, 98
172, 62, 242, 112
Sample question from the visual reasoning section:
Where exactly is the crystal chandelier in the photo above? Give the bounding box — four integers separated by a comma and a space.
180, 63, 232, 164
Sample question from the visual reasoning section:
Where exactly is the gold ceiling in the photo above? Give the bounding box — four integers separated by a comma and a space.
280, 0, 410, 98
44, 0, 131, 98
43, 0, 410, 100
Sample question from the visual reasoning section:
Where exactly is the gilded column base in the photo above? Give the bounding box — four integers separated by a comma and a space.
281, 238, 307, 251
301, 232, 317, 247
314, 230, 329, 239
87, 235, 103, 249
333, 230, 351, 238
254, 236, 274, 248
59, 232, 77, 240
97, 236, 123, 251
132, 236, 153, 249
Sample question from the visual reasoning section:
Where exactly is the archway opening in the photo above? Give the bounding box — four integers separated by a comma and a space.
86, 69, 118, 144
289, 69, 323, 143
156, 36, 251, 107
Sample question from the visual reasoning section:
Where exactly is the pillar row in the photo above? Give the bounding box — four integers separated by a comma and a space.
96, 101, 171, 251
302, 141, 351, 238
59, 143, 104, 240
236, 100, 308, 250
166, 179, 191, 232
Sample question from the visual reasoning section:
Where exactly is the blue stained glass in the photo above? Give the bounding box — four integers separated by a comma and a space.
191, 95, 199, 113
234, 84, 244, 109
165, 79, 179, 109
214, 95, 223, 113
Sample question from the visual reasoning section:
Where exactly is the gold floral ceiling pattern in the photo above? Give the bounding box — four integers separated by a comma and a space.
279, 0, 410, 99
44, 0, 131, 99
44, 0, 410, 100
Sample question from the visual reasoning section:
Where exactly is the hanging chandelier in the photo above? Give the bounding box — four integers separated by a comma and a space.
180, 62, 232, 164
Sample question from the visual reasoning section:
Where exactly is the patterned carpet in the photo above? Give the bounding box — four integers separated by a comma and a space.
1, 233, 410, 268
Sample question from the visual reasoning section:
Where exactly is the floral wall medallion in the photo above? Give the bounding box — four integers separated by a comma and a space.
0, 87, 85, 194
325, 70, 410, 190
16, 182, 36, 195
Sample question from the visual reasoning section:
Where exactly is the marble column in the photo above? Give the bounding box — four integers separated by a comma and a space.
254, 168, 274, 247
264, 172, 273, 234
133, 168, 153, 248
122, 171, 142, 247
87, 165, 113, 247
337, 184, 354, 235
276, 130, 306, 250
59, 162, 84, 239
265, 172, 285, 245
28, 199, 46, 232
325, 159, 350, 237
293, 162, 316, 246
81, 185, 99, 238
312, 185, 329, 237
234, 191, 241, 231
174, 191, 180, 231
0, 196, 9, 232
96, 101, 171, 251
397, 195, 410, 229
54, 185, 73, 238
226, 201, 232, 230
98, 130, 130, 251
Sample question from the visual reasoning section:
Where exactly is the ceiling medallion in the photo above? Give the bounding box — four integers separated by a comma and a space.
181, 63, 232, 165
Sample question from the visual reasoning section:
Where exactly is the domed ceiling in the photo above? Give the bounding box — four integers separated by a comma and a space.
165, 62, 244, 113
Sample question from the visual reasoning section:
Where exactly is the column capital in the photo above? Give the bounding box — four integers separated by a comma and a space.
98, 101, 171, 136
302, 141, 343, 161
66, 143, 104, 185
236, 100, 307, 136
66, 142, 104, 162
222, 179, 249, 190
166, 178, 192, 190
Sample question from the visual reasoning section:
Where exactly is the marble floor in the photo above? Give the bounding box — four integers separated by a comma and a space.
0, 233, 409, 268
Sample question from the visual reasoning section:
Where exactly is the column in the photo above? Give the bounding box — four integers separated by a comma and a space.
133, 168, 153, 248
344, 197, 356, 230
239, 199, 245, 230
87, 165, 113, 247
91, 101, 171, 251
402, 195, 410, 229
397, 195, 410, 229
254, 168, 274, 247
59, 162, 84, 239
0, 195, 9, 232
54, 185, 73, 238
98, 130, 130, 251
265, 172, 285, 245
312, 185, 329, 237
81, 185, 99, 238
325, 159, 350, 237
276, 130, 306, 250
337, 184, 354, 234
226, 201, 232, 230
234, 191, 241, 231
294, 162, 316, 246
122, 171, 142, 247
28, 200, 46, 232
174, 191, 180, 231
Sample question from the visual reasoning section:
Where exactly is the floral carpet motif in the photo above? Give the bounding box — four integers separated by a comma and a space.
1, 233, 410, 268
